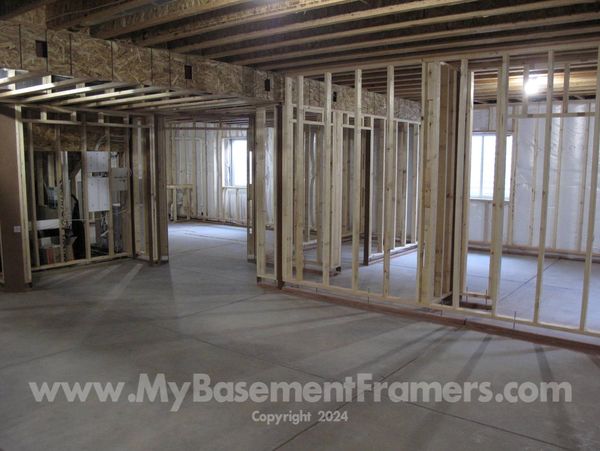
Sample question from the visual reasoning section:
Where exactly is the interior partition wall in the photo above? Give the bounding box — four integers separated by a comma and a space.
279, 72, 422, 298
0, 106, 167, 289
274, 43, 600, 339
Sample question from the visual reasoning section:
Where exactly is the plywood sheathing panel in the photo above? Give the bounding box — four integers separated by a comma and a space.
71, 33, 112, 80
395, 97, 421, 123
31, 124, 81, 151
20, 25, 47, 72
0, 19, 419, 115
252, 69, 278, 102
170, 52, 186, 89
189, 56, 243, 94
60, 125, 82, 151
0, 22, 20, 68
113, 41, 151, 85
31, 123, 56, 149
291, 78, 420, 121
151, 48, 170, 87
47, 29, 71, 76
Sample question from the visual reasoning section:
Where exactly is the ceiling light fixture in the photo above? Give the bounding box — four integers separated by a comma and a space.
524, 75, 546, 96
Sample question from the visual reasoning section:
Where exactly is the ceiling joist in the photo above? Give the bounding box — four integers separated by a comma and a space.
172, 0, 481, 53
0, 0, 51, 20
134, 0, 354, 47
92, 0, 253, 39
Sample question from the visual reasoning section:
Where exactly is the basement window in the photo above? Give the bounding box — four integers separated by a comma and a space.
223, 138, 248, 188
470, 133, 513, 201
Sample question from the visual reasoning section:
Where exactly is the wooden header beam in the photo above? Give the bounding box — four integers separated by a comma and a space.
0, 20, 420, 119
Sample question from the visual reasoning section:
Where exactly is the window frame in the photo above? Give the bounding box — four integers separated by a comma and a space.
469, 132, 513, 202
222, 137, 248, 189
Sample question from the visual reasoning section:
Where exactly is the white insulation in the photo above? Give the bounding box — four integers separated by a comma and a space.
169, 122, 275, 226
470, 100, 599, 253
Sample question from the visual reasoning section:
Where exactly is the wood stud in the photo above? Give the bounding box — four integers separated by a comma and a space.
533, 51, 555, 323
488, 54, 510, 312
351, 69, 362, 291
580, 46, 600, 331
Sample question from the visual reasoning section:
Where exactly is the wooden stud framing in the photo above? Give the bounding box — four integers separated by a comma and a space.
282, 77, 294, 281
247, 115, 255, 261
255, 107, 267, 276
383, 65, 396, 297
26, 123, 40, 268
107, 126, 116, 257
294, 75, 305, 281
433, 65, 455, 298
459, 104, 472, 295
576, 102, 592, 252
533, 50, 555, 323
452, 59, 473, 308
580, 46, 600, 331
21, 111, 138, 272
507, 115, 519, 246
488, 54, 510, 312
410, 124, 419, 243
528, 117, 540, 247
363, 126, 372, 266
330, 111, 343, 271
396, 122, 409, 247
551, 64, 569, 249
351, 69, 362, 291
148, 116, 159, 263
274, 105, 283, 284
216, 123, 223, 222
322, 73, 333, 285
81, 116, 91, 261
418, 62, 441, 304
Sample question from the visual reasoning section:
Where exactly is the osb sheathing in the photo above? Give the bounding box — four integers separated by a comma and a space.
47, 29, 71, 76
170, 53, 186, 89
31, 122, 125, 153
151, 48, 170, 87
0, 23, 20, 69
394, 97, 421, 123
71, 33, 112, 80
30, 124, 81, 151
189, 57, 244, 94
251, 69, 279, 102
31, 123, 56, 150
59, 125, 82, 151
291, 78, 421, 122
112, 41, 151, 85
20, 26, 47, 72
0, 20, 420, 119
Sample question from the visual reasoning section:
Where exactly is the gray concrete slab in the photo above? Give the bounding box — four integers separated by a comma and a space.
0, 223, 599, 450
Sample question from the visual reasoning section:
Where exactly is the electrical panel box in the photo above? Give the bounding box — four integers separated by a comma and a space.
88, 176, 110, 212
111, 167, 129, 192
87, 151, 109, 173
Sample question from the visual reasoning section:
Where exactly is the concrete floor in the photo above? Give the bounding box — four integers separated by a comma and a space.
306, 239, 600, 331
1, 223, 600, 450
